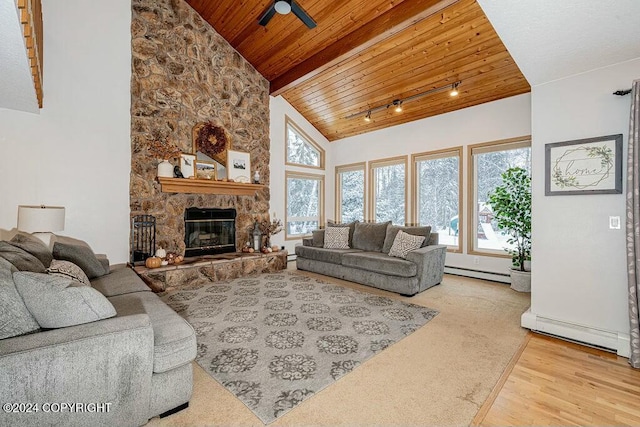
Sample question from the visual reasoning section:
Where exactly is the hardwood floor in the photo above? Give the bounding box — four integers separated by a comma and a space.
473, 333, 640, 426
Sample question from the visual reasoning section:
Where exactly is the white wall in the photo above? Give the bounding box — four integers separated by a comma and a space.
269, 96, 334, 255
529, 58, 640, 342
331, 94, 532, 274
0, 0, 131, 262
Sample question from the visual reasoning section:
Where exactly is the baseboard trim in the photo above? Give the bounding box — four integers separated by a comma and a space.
521, 309, 630, 357
444, 266, 510, 284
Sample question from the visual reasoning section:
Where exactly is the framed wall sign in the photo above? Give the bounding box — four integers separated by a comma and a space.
545, 134, 623, 196
180, 153, 196, 178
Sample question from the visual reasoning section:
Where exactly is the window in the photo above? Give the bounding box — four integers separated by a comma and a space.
336, 163, 366, 223
412, 148, 462, 251
285, 171, 324, 239
369, 156, 407, 225
285, 117, 325, 169
469, 138, 531, 254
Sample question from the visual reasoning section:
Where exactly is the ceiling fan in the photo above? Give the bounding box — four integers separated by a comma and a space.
258, 0, 317, 29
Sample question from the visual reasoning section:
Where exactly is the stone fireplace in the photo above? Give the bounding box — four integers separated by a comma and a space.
129, 0, 271, 256
184, 208, 236, 256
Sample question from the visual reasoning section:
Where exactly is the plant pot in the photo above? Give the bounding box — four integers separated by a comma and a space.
157, 159, 173, 178
509, 268, 531, 292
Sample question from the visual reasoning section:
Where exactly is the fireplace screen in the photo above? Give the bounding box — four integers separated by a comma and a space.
184, 208, 236, 257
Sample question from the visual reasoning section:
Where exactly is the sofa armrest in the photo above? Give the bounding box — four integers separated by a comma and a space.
0, 314, 154, 426
96, 253, 110, 274
406, 244, 446, 292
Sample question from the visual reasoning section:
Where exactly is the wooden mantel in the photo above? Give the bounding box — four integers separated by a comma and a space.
157, 177, 265, 196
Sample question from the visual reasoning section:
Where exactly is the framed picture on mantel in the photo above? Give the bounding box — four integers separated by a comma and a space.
227, 150, 251, 183
545, 134, 623, 196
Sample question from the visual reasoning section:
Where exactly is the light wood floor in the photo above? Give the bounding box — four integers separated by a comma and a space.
472, 333, 640, 426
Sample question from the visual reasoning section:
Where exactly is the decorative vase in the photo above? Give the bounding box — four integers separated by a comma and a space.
157, 160, 173, 178
253, 170, 260, 184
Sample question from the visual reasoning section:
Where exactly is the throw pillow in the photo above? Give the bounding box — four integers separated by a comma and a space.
52, 242, 107, 279
0, 257, 40, 339
327, 220, 359, 247
47, 260, 91, 287
388, 230, 425, 259
311, 229, 325, 248
352, 221, 391, 252
382, 225, 432, 254
10, 232, 54, 267
0, 241, 46, 273
323, 226, 350, 249
13, 272, 116, 329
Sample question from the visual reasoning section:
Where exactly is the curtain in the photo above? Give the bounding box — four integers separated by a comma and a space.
627, 79, 640, 368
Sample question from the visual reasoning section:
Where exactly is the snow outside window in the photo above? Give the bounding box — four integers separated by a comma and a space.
286, 172, 324, 238
370, 157, 407, 225
336, 163, 365, 223
285, 118, 324, 169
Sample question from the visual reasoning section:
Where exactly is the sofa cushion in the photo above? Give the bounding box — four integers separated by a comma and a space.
342, 251, 417, 278
53, 242, 108, 279
311, 230, 325, 247
328, 220, 358, 247
13, 272, 117, 329
295, 245, 361, 265
90, 264, 151, 297
388, 230, 426, 259
324, 226, 350, 249
0, 241, 46, 273
10, 232, 54, 267
382, 225, 432, 254
108, 291, 196, 373
352, 221, 391, 252
47, 260, 91, 286
0, 257, 40, 339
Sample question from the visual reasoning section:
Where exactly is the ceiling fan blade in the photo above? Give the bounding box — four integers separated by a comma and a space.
258, 4, 277, 26
290, 0, 317, 29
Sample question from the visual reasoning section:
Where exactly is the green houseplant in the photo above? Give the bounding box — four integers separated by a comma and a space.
487, 167, 531, 291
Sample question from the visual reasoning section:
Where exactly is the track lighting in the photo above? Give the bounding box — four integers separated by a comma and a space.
450, 82, 460, 97
347, 80, 462, 121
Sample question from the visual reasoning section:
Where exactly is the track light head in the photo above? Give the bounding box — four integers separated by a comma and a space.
450, 82, 460, 97
364, 111, 372, 122
393, 100, 403, 113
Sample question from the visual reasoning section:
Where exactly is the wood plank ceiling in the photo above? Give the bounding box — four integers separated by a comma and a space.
186, 0, 530, 141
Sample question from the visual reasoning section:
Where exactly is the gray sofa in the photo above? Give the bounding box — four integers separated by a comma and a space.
0, 234, 196, 427
295, 222, 447, 296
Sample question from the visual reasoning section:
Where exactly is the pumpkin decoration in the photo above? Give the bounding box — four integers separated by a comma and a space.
145, 257, 162, 269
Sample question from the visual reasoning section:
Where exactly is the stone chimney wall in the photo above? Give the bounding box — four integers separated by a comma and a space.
130, 0, 270, 255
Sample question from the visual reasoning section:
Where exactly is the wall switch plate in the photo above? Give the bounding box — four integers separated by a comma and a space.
609, 216, 621, 229
473, 256, 480, 265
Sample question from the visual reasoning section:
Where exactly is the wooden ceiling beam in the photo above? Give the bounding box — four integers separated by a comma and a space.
269, 0, 460, 96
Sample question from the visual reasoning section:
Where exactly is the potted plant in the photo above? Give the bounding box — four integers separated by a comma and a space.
487, 167, 531, 292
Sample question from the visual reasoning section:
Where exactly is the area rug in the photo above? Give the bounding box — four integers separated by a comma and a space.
161, 271, 438, 424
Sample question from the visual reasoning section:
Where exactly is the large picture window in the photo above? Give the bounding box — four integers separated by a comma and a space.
285, 171, 324, 239
412, 148, 462, 251
469, 138, 531, 254
369, 156, 407, 225
285, 117, 325, 169
336, 163, 366, 223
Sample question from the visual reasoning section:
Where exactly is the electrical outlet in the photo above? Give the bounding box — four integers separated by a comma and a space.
473, 256, 480, 265
609, 216, 621, 229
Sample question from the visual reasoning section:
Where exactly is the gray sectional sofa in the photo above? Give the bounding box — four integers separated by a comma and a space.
295, 222, 447, 296
0, 233, 196, 427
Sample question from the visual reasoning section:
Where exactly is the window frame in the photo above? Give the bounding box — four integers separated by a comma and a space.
284, 170, 325, 240
411, 147, 463, 253
368, 155, 408, 225
335, 162, 367, 223
467, 136, 531, 257
284, 116, 326, 170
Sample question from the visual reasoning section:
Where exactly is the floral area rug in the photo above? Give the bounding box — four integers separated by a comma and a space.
161, 271, 438, 424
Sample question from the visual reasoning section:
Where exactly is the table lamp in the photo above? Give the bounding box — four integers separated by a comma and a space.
17, 205, 66, 247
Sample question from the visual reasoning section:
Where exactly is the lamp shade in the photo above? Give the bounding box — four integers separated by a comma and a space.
17, 205, 65, 233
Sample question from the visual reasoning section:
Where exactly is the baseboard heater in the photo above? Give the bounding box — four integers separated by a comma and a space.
444, 266, 510, 284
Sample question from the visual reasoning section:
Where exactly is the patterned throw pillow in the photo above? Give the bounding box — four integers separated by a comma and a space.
388, 230, 425, 259
323, 226, 350, 249
47, 260, 91, 287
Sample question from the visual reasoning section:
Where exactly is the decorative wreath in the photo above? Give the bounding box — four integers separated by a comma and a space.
194, 122, 229, 162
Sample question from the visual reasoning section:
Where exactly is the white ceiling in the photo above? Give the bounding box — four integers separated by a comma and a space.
477, 0, 640, 86
0, 0, 39, 113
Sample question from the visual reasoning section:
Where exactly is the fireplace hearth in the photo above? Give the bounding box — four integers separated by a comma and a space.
184, 208, 236, 257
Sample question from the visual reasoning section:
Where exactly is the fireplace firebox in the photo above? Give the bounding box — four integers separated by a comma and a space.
184, 208, 236, 257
